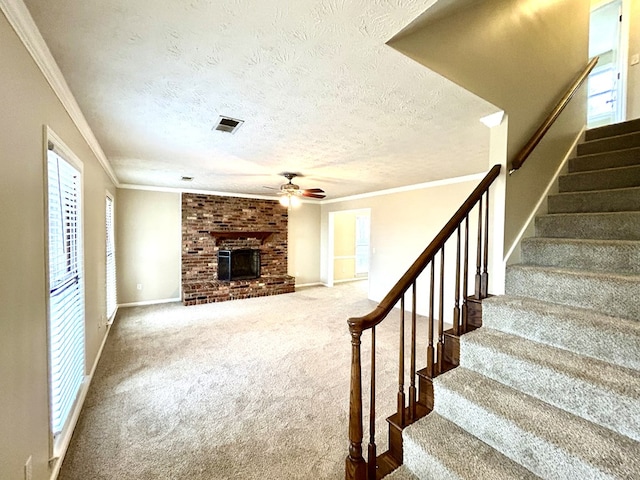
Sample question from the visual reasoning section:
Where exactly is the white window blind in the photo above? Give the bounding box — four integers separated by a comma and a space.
47, 147, 85, 440
106, 195, 116, 319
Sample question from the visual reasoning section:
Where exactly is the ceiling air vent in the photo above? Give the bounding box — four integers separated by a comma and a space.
213, 116, 244, 134
181, 176, 194, 182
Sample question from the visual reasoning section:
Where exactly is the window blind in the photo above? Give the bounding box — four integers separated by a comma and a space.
106, 195, 116, 319
47, 149, 85, 439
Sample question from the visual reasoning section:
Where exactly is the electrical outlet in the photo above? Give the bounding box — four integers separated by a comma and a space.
631, 53, 640, 66
24, 456, 32, 480
136, 283, 143, 290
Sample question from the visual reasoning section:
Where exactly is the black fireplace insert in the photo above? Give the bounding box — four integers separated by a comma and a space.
217, 249, 261, 281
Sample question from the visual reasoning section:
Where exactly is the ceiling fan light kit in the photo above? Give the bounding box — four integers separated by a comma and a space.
279, 194, 300, 208
268, 172, 326, 208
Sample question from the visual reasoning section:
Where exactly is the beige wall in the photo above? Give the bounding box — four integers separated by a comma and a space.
390, 0, 590, 254
116, 189, 181, 304
0, 11, 116, 480
321, 178, 482, 313
288, 202, 321, 285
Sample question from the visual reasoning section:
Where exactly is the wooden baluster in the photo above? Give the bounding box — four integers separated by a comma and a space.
409, 282, 417, 422
367, 327, 376, 480
437, 248, 445, 375
475, 196, 483, 299
426, 262, 435, 378
397, 295, 406, 427
346, 327, 366, 480
481, 192, 490, 299
462, 215, 470, 333
453, 226, 461, 336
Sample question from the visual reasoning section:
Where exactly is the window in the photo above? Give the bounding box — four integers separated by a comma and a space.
106, 194, 116, 320
46, 139, 85, 453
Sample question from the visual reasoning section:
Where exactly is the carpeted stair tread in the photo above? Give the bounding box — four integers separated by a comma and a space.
402, 413, 539, 480
482, 295, 640, 371
434, 368, 640, 479
548, 185, 640, 213
460, 328, 640, 441
569, 147, 640, 173
585, 117, 640, 141
506, 264, 640, 321
535, 211, 640, 240
382, 464, 420, 480
577, 130, 640, 156
558, 164, 640, 193
520, 237, 640, 274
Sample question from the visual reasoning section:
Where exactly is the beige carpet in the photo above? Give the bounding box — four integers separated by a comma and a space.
59, 282, 429, 479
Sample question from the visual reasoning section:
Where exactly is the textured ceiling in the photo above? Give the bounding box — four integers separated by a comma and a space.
23, 0, 499, 199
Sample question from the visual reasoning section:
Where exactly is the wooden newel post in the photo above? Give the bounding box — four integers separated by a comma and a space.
346, 326, 367, 480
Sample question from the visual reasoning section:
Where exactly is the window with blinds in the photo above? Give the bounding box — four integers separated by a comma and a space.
47, 146, 85, 443
106, 194, 116, 319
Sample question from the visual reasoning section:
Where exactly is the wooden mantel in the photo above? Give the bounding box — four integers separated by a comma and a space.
209, 230, 275, 243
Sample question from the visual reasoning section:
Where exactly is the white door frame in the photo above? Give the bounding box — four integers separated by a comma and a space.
589, 0, 630, 123
327, 208, 371, 287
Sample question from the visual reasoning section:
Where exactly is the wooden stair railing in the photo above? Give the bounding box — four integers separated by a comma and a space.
345, 164, 501, 480
510, 56, 599, 173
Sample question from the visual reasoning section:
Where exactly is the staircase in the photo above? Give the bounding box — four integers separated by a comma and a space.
386, 118, 640, 479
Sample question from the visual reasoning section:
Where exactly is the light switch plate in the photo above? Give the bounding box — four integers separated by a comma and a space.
631, 54, 640, 66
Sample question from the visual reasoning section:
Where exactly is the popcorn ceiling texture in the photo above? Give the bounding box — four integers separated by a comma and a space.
23, 0, 498, 198
181, 193, 294, 305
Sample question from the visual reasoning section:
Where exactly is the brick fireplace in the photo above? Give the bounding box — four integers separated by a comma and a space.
181, 193, 295, 305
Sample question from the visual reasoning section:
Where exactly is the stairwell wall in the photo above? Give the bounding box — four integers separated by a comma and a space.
388, 0, 590, 263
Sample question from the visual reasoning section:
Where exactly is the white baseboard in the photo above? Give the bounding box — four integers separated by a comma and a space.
295, 282, 324, 288
118, 297, 181, 308
333, 278, 368, 284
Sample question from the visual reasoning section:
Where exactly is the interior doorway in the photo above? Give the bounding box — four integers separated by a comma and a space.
588, 0, 626, 127
327, 209, 371, 288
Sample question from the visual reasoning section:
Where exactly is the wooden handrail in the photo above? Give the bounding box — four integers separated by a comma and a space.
510, 56, 599, 173
347, 164, 501, 334
346, 164, 501, 480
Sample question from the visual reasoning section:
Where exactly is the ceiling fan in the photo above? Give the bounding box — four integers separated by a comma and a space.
265, 172, 326, 207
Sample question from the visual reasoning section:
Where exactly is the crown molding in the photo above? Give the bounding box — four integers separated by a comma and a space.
1, 0, 119, 186
118, 183, 283, 202
320, 171, 487, 204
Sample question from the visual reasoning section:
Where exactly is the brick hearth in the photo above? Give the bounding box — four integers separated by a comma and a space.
181, 193, 295, 305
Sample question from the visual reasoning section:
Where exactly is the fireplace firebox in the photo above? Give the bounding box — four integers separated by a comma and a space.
217, 249, 261, 281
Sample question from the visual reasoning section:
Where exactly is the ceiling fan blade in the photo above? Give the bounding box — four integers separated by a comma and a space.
304, 188, 325, 193
302, 192, 326, 199
262, 186, 280, 190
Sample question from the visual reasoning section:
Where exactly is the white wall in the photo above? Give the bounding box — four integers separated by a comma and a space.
116, 189, 182, 305
0, 9, 116, 480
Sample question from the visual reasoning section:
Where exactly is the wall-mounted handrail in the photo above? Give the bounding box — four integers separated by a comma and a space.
510, 56, 599, 174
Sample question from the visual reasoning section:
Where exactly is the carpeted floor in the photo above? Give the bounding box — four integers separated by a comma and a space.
59, 281, 428, 479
